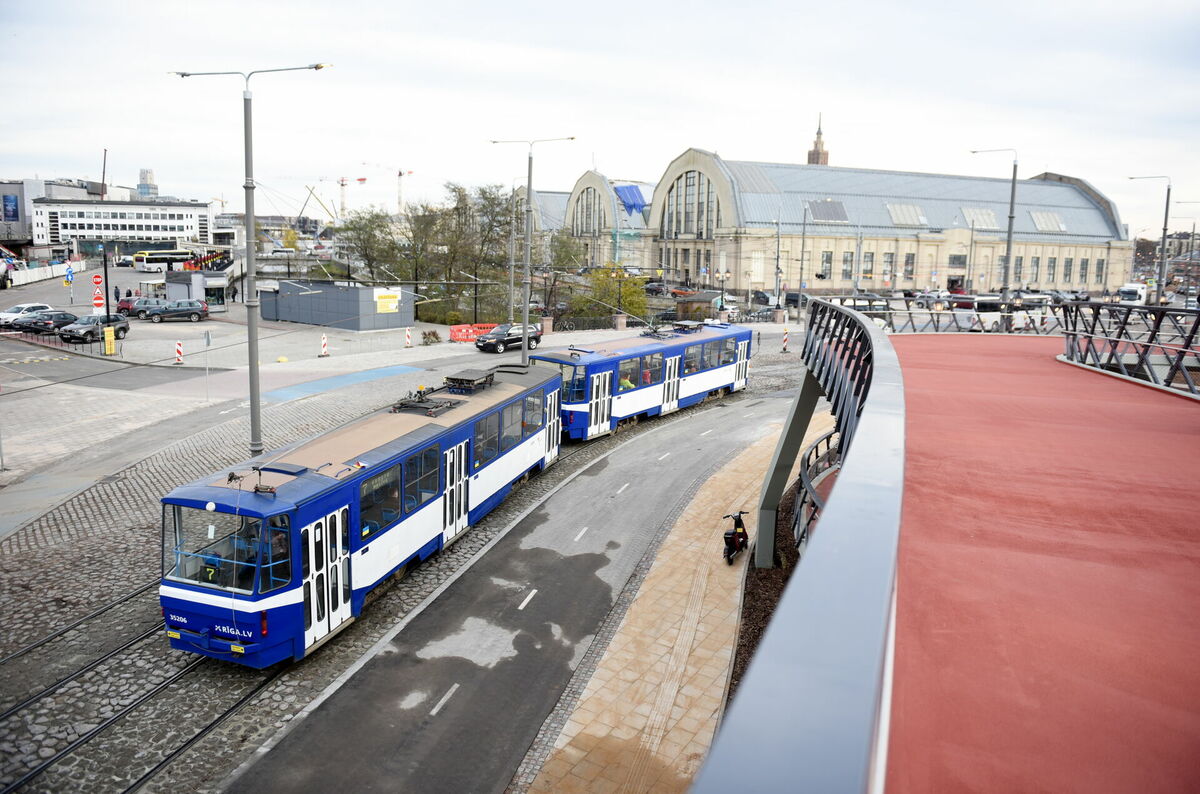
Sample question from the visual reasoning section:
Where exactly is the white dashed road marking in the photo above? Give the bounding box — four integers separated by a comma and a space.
430, 683, 459, 716
573, 526, 589, 542
518, 590, 537, 611
616, 483, 628, 495
657, 453, 670, 461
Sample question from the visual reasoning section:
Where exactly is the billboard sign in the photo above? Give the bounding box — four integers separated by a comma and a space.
2, 195, 18, 222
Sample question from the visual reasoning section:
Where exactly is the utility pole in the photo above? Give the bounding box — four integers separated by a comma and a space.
774, 219, 782, 308
799, 206, 808, 295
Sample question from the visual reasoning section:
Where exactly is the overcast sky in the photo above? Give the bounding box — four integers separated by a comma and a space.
5, 0, 1198, 238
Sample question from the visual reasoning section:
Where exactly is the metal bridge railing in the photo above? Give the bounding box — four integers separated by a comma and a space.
1060, 302, 1200, 395
694, 298, 906, 793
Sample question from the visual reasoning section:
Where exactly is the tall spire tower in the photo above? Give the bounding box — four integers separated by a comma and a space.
807, 114, 829, 165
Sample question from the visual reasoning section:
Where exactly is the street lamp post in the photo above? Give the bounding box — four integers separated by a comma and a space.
1129, 175, 1171, 306
970, 148, 1018, 304
174, 63, 330, 456
716, 269, 731, 313
773, 219, 782, 308
491, 137, 575, 366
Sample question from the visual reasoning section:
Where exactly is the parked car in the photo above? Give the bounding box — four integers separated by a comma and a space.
912, 290, 951, 309
474, 323, 542, 353
784, 292, 808, 308
751, 290, 780, 306
58, 313, 130, 342
644, 282, 668, 296
1185, 297, 1198, 310
147, 299, 209, 323
654, 310, 679, 323
124, 297, 171, 319
11, 310, 78, 334
0, 302, 52, 326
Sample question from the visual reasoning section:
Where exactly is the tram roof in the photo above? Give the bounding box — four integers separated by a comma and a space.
533, 323, 748, 366
163, 365, 557, 513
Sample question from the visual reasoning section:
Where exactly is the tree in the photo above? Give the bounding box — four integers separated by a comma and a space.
282, 228, 300, 252
570, 265, 647, 318
337, 207, 400, 283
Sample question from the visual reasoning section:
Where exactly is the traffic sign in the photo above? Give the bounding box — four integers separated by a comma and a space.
92, 274, 103, 285
93, 286, 103, 297
92, 295, 105, 308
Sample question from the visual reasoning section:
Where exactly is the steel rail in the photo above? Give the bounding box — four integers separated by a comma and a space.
0, 579, 158, 664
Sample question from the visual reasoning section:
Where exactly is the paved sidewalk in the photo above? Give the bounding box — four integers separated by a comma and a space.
526, 411, 835, 793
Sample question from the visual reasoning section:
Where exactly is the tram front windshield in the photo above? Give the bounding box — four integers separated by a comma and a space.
533, 359, 586, 402
162, 506, 291, 595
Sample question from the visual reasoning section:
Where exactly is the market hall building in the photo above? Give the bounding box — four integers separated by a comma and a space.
557, 135, 1132, 297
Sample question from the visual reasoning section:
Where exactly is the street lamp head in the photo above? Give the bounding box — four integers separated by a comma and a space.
312, 63, 332, 70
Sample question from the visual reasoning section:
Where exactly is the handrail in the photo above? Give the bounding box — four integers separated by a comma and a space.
1060, 302, 1200, 395
694, 298, 906, 793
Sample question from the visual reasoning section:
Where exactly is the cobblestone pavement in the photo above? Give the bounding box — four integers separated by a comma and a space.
0, 348, 805, 792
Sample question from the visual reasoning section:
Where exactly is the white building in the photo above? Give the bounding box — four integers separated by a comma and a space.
31, 196, 214, 260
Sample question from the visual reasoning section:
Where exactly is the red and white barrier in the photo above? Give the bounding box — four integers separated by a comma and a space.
174, 340, 183, 365
405, 327, 413, 348
319, 333, 329, 357
782, 327, 789, 353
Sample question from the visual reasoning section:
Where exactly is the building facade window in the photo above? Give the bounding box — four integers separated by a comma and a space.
1014, 256, 1024, 281
862, 252, 874, 279
1079, 258, 1088, 283
1063, 257, 1073, 282
904, 252, 915, 280
1095, 259, 1105, 284
948, 254, 967, 268
820, 250, 833, 279
1030, 256, 1040, 282
841, 251, 854, 280
1047, 257, 1057, 282
660, 170, 719, 241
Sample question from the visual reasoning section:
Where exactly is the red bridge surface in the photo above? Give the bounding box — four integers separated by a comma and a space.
886, 335, 1200, 793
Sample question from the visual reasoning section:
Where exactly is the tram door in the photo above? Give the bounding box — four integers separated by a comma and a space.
587, 372, 612, 439
662, 356, 681, 414
302, 507, 352, 651
734, 341, 749, 390
545, 390, 561, 465
443, 441, 469, 543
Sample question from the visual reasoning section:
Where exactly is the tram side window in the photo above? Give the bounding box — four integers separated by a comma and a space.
260, 525, 292, 594
474, 412, 499, 468
683, 344, 702, 374
700, 342, 719, 370
523, 389, 544, 437
301, 528, 309, 578
720, 338, 737, 365
500, 401, 522, 453
642, 353, 663, 384
360, 464, 401, 538
617, 358, 639, 391
404, 446, 440, 513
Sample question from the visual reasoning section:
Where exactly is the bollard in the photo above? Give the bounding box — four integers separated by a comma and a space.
782, 327, 789, 353
319, 333, 329, 358
173, 340, 183, 365
405, 327, 413, 348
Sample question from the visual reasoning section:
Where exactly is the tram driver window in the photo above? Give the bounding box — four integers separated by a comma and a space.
474, 413, 499, 468
617, 359, 639, 391
360, 464, 401, 537
500, 402, 522, 453
523, 389, 544, 437
404, 446, 440, 513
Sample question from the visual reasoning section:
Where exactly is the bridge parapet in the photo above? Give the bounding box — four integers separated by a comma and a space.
695, 298, 905, 793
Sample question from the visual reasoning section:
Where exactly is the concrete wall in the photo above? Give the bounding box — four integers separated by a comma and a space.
260, 280, 415, 331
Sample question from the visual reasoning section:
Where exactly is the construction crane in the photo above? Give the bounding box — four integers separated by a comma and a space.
361, 162, 414, 217
211, 195, 229, 212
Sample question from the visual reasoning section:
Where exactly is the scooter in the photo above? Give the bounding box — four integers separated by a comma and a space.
722, 510, 749, 564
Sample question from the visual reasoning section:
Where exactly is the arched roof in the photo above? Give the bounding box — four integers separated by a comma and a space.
651, 147, 1126, 243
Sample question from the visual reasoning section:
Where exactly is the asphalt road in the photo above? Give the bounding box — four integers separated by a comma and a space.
227, 395, 789, 794
0, 336, 216, 391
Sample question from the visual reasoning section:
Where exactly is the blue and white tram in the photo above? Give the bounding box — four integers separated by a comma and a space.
530, 321, 751, 441
159, 365, 562, 668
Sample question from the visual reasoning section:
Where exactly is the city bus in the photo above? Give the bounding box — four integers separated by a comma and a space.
134, 250, 194, 272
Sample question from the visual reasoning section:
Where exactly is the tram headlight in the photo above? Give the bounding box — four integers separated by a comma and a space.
205, 501, 216, 512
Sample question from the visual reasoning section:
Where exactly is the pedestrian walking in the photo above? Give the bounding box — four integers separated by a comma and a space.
231, 285, 239, 303
125, 289, 132, 297
113, 286, 120, 304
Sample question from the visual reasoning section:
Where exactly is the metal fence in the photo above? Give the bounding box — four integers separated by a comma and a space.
1060, 302, 1200, 395
3, 329, 126, 358
694, 298, 906, 792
